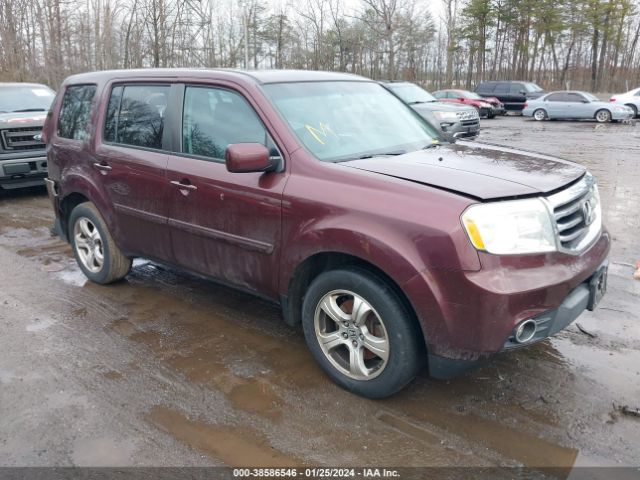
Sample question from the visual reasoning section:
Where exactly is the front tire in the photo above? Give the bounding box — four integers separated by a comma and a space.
69, 202, 132, 284
595, 109, 611, 123
533, 109, 547, 121
302, 267, 424, 398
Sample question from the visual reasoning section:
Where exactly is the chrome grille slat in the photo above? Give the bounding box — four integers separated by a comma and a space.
557, 214, 583, 231
559, 229, 585, 242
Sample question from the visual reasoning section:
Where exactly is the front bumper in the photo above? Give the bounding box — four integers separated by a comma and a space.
428, 258, 608, 379
612, 110, 635, 120
0, 155, 48, 189
441, 119, 480, 138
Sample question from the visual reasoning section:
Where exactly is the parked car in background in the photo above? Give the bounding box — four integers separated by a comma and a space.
476, 81, 546, 112
609, 87, 640, 118
0, 83, 55, 190
381, 82, 480, 138
432, 89, 504, 118
523, 91, 635, 123
45, 69, 609, 398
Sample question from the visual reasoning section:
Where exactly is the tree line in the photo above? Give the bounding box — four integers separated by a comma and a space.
1, 0, 639, 93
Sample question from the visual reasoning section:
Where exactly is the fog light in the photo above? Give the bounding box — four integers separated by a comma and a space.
514, 320, 537, 343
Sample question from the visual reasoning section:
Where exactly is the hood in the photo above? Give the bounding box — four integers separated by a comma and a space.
412, 102, 476, 113
0, 111, 47, 128
340, 141, 585, 201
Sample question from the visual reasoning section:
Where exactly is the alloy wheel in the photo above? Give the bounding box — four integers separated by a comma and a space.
313, 290, 390, 380
74, 217, 104, 273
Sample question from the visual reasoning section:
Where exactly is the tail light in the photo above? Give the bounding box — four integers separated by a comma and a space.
524, 102, 528, 108
610, 97, 616, 102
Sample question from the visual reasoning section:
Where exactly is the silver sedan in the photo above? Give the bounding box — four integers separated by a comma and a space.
523, 91, 635, 123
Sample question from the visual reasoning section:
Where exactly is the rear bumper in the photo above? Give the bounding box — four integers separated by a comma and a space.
428, 258, 608, 379
0, 155, 48, 189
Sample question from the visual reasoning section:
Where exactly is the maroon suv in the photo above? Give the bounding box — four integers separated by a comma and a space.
43, 69, 609, 398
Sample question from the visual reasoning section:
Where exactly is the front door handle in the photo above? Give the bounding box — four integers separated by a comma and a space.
93, 162, 112, 174
170, 180, 198, 191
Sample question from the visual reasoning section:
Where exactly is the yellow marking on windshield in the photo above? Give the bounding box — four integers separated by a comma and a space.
305, 123, 335, 144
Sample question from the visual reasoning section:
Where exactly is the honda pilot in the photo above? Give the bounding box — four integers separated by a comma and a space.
43, 69, 609, 398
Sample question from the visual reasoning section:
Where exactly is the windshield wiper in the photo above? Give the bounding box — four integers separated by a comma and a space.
12, 108, 46, 112
357, 151, 406, 159
408, 100, 434, 105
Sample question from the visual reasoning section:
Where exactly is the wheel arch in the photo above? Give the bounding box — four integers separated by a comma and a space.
281, 250, 428, 352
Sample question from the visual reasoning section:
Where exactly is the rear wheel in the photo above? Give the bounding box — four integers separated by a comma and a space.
595, 109, 611, 123
533, 109, 547, 121
69, 202, 132, 284
302, 267, 424, 398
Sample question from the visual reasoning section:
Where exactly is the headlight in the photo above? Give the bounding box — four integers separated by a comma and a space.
434, 111, 459, 120
462, 198, 556, 254
480, 102, 492, 108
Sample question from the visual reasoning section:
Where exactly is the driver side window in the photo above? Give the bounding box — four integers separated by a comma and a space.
182, 86, 268, 161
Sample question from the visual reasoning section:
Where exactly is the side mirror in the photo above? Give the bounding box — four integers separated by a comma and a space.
520, 90, 527, 95
582, 99, 590, 103
225, 143, 276, 173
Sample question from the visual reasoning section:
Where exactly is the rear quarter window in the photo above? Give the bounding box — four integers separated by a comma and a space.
57, 85, 97, 140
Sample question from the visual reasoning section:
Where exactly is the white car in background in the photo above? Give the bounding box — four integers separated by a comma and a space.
610, 87, 640, 118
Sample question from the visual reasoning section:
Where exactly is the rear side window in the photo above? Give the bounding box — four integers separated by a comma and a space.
546, 93, 564, 102
493, 83, 510, 94
104, 84, 169, 149
182, 86, 267, 160
58, 85, 96, 140
509, 83, 524, 94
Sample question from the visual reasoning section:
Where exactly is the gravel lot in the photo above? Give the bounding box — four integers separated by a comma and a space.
0, 116, 638, 470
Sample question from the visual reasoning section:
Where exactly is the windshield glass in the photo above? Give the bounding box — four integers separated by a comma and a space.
262, 81, 439, 162
525, 83, 543, 93
462, 91, 483, 100
582, 92, 599, 102
0, 85, 55, 113
386, 83, 436, 104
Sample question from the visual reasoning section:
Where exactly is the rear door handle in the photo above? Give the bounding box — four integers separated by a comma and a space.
170, 180, 197, 191
93, 162, 112, 173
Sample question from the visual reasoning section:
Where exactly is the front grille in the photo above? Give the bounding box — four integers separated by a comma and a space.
1, 127, 44, 151
461, 119, 480, 127
545, 174, 601, 253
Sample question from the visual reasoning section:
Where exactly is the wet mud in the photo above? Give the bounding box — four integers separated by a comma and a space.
0, 117, 638, 468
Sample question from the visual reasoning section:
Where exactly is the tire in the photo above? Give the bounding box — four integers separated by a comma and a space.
69, 202, 132, 284
533, 109, 547, 121
626, 104, 638, 118
301, 267, 424, 398
595, 109, 611, 123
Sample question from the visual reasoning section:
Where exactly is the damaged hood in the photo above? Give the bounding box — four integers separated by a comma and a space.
339, 141, 586, 200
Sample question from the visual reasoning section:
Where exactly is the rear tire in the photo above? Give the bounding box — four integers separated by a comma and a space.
595, 109, 611, 123
301, 267, 424, 398
533, 109, 547, 121
69, 202, 132, 284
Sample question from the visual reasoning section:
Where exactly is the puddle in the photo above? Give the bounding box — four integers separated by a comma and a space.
148, 406, 299, 467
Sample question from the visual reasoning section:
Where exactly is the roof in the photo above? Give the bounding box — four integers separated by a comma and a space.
62, 68, 369, 86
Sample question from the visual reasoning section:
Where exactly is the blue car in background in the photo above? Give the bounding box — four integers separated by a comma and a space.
523, 91, 635, 123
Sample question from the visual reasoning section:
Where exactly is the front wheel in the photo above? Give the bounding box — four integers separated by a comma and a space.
69, 202, 132, 284
533, 109, 547, 121
302, 267, 424, 398
595, 109, 611, 123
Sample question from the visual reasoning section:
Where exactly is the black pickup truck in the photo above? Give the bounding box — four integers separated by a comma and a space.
0, 83, 55, 189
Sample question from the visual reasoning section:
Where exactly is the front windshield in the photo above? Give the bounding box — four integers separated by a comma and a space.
463, 91, 483, 100
582, 92, 599, 102
262, 81, 440, 162
0, 85, 55, 113
525, 83, 543, 93
386, 83, 436, 104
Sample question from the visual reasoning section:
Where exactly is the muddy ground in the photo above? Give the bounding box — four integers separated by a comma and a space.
0, 116, 638, 471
